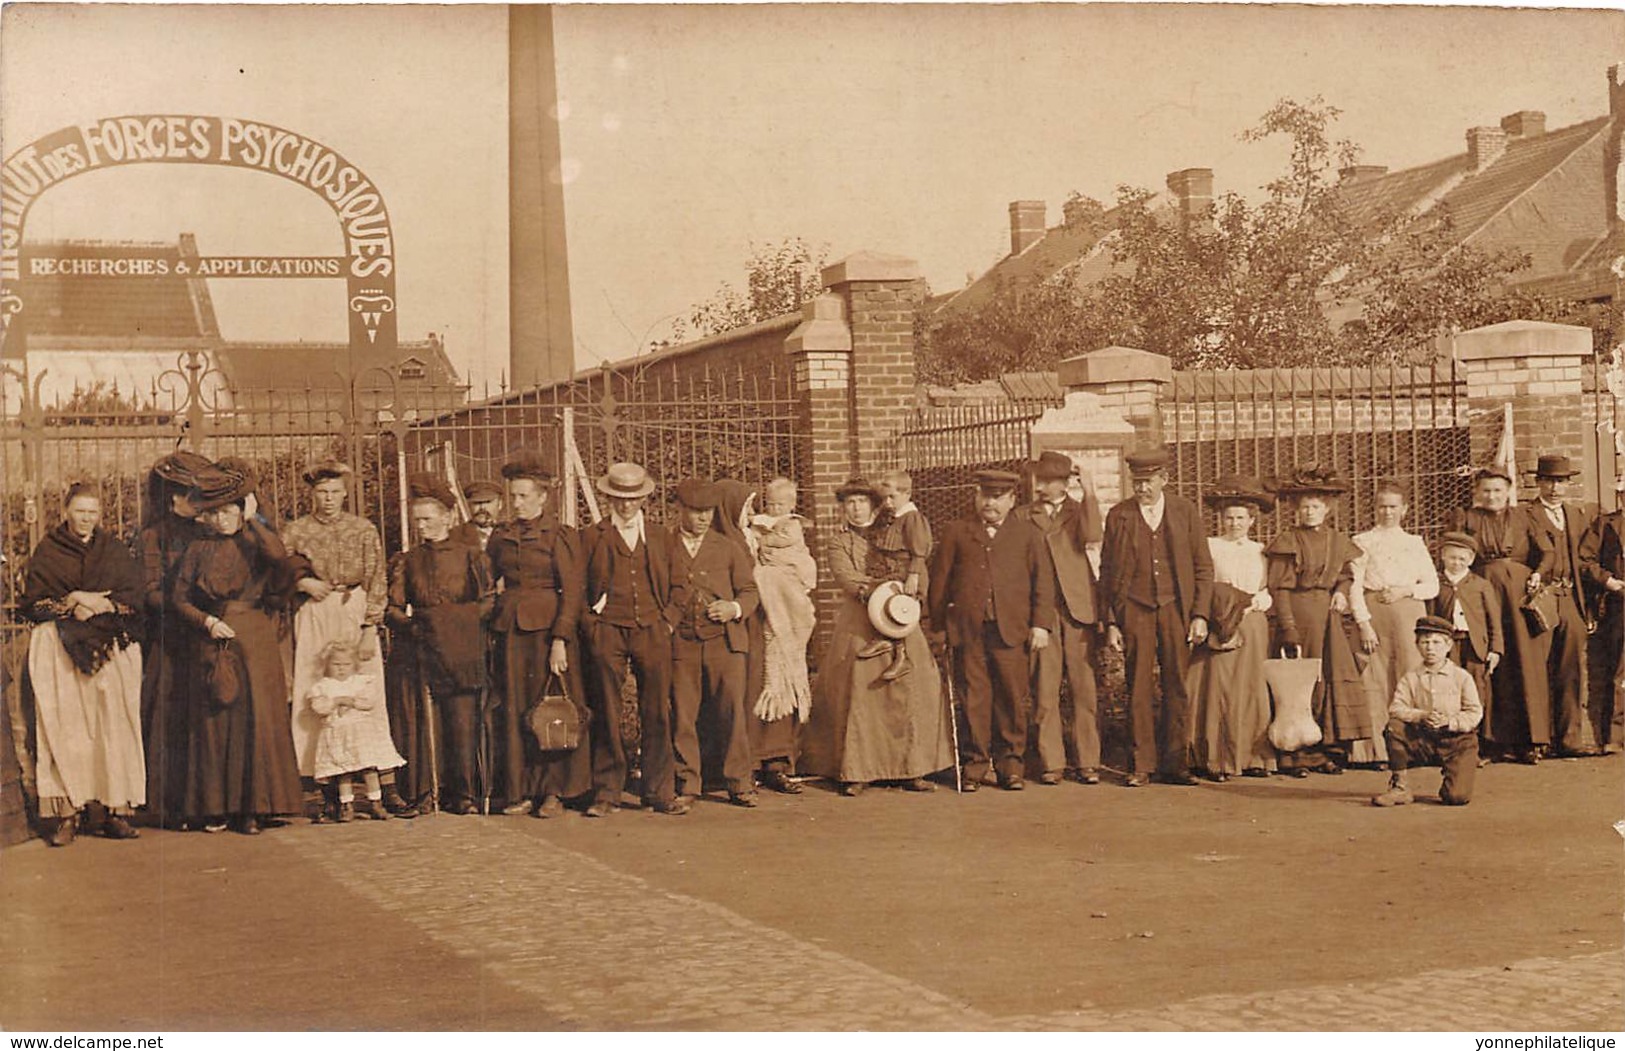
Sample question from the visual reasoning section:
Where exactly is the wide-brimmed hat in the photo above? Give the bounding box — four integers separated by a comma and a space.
1125, 445, 1172, 478
674, 478, 719, 510
407, 473, 456, 510
867, 580, 922, 640
463, 479, 503, 502
1031, 450, 1075, 481
597, 461, 655, 499
301, 459, 353, 486
190, 463, 255, 513
834, 477, 884, 505
501, 449, 554, 484
150, 450, 212, 486
1202, 474, 1275, 513
1533, 454, 1579, 480
1273, 464, 1347, 497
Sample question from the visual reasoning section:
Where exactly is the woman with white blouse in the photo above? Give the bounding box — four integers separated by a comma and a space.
1185, 476, 1277, 781
1349, 480, 1440, 764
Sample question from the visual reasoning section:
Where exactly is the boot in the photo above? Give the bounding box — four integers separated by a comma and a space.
362, 798, 392, 821
879, 646, 912, 682
856, 640, 892, 660
43, 816, 76, 847
312, 783, 339, 824
101, 813, 140, 840
1371, 774, 1414, 807
336, 800, 355, 823
380, 784, 418, 819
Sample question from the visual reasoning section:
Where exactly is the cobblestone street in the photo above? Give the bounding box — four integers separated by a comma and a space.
3, 756, 1621, 1031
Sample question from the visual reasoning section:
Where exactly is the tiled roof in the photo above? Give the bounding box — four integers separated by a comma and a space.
16, 240, 210, 340
215, 339, 461, 391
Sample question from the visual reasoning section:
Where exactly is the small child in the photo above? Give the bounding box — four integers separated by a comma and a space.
1428, 531, 1502, 765
750, 478, 818, 594
860, 471, 932, 682
1371, 615, 1483, 808
308, 640, 405, 822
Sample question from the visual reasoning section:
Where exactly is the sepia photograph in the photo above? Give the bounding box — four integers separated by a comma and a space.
1, 0, 1622, 1037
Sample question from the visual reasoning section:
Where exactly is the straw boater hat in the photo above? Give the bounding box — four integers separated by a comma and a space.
189, 462, 255, 513
501, 448, 553, 484
867, 580, 922, 640
834, 477, 884, 505
407, 473, 456, 509
1533, 454, 1580, 480
301, 459, 353, 486
1202, 474, 1275, 513
1272, 464, 1348, 498
597, 461, 655, 499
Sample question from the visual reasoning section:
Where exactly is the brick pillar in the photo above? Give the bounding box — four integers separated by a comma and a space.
1453, 320, 1595, 499
822, 251, 925, 480
1056, 345, 1173, 462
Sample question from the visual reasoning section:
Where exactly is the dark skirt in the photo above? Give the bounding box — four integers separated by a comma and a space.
497, 627, 592, 802
182, 604, 304, 820
1480, 558, 1549, 747
140, 614, 192, 824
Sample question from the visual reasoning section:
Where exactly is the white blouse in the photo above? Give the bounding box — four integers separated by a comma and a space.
1352, 526, 1440, 601
1208, 535, 1269, 609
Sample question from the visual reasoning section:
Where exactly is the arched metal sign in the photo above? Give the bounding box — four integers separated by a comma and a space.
0, 114, 397, 357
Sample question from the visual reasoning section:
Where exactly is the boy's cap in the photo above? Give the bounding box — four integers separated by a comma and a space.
1415, 615, 1455, 637
1437, 531, 1479, 558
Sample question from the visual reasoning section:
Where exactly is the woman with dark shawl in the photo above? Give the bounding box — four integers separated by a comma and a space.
22, 483, 147, 846
136, 449, 212, 827
1265, 466, 1372, 775
171, 463, 304, 834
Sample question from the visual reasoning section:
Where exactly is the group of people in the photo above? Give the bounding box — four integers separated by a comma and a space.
18, 439, 1623, 844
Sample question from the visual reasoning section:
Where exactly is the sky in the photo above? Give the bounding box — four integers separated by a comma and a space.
4, 3, 1625, 390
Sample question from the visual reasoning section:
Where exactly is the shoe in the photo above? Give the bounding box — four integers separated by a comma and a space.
43, 817, 76, 847
1242, 768, 1269, 778
502, 800, 533, 816
335, 801, 354, 823
362, 799, 392, 821
1001, 776, 1025, 791
761, 770, 802, 795
649, 798, 691, 816
202, 818, 228, 834
1070, 768, 1100, 785
1371, 778, 1414, 807
444, 798, 477, 816
1124, 774, 1147, 788
1517, 750, 1541, 766
728, 790, 759, 809
1316, 763, 1344, 776
959, 778, 980, 793
1159, 772, 1200, 786
856, 640, 892, 660
840, 781, 867, 797
381, 786, 419, 819
101, 814, 140, 840
1209, 772, 1230, 784
902, 778, 936, 792
235, 815, 261, 835
879, 649, 913, 682
534, 795, 564, 819
583, 801, 615, 819
1039, 771, 1062, 786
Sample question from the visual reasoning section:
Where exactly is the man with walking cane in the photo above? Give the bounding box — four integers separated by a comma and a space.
387, 475, 495, 814
929, 469, 1056, 792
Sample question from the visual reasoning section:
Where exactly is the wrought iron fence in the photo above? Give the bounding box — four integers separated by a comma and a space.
890, 400, 1059, 527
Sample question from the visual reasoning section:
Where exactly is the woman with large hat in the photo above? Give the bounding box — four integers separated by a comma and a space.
486, 450, 591, 817
1185, 475, 1277, 781
1453, 464, 1554, 763
800, 478, 953, 795
171, 462, 304, 833
1264, 465, 1372, 775
136, 449, 213, 826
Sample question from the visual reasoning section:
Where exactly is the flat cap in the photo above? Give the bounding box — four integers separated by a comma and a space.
975, 469, 1021, 493
463, 479, 504, 501
1436, 531, 1479, 557
1125, 446, 1171, 477
1415, 615, 1456, 637
674, 478, 719, 510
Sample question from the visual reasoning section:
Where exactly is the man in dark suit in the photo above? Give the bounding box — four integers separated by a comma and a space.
1100, 446, 1213, 787
1013, 450, 1106, 785
581, 462, 686, 816
449, 479, 503, 551
1579, 475, 1625, 755
665, 478, 761, 808
1430, 531, 1503, 758
929, 469, 1056, 791
1523, 454, 1599, 756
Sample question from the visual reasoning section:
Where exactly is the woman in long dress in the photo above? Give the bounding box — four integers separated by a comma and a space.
22, 484, 147, 846
1455, 467, 1553, 763
1347, 480, 1440, 765
800, 479, 954, 794
1185, 476, 1276, 781
171, 464, 304, 834
486, 453, 590, 816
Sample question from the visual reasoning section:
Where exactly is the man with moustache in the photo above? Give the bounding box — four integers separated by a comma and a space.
1523, 454, 1598, 756
451, 479, 504, 551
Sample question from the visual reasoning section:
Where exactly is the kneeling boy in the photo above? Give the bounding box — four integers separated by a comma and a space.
1372, 615, 1483, 807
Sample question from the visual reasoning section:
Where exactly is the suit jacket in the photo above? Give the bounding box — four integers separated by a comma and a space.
1012, 494, 1103, 626
664, 530, 760, 653
1523, 501, 1599, 621
1098, 494, 1213, 627
486, 515, 583, 638
1430, 572, 1503, 664
1580, 510, 1625, 631
928, 515, 1057, 648
582, 516, 673, 626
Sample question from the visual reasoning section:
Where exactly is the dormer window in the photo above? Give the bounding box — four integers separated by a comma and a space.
398, 356, 426, 380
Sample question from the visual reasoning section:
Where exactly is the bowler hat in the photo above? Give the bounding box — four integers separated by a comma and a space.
675, 478, 719, 510
597, 462, 655, 499
1125, 446, 1172, 478
407, 473, 456, 510
975, 469, 1021, 493
302, 459, 353, 486
1202, 474, 1275, 513
501, 449, 554, 484
1031, 451, 1075, 481
1415, 615, 1455, 638
834, 478, 884, 505
1437, 531, 1479, 559
463, 479, 503, 502
867, 580, 922, 640
1533, 454, 1579, 480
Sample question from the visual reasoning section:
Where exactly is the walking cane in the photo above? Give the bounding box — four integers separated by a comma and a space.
475, 685, 493, 816
410, 625, 440, 814
942, 639, 964, 793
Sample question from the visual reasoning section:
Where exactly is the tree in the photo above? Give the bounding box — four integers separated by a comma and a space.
670, 237, 830, 343
918, 97, 1569, 383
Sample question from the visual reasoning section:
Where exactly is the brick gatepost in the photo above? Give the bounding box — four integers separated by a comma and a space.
1452, 320, 1597, 500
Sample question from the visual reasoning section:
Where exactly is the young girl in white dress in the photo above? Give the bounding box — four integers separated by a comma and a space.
308, 639, 404, 822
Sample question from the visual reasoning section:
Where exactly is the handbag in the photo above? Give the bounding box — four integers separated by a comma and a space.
204, 639, 245, 708
1521, 585, 1559, 637
525, 672, 583, 752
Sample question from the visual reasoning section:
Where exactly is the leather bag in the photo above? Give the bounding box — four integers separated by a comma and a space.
525, 673, 583, 752
204, 640, 245, 708
1521, 585, 1559, 637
